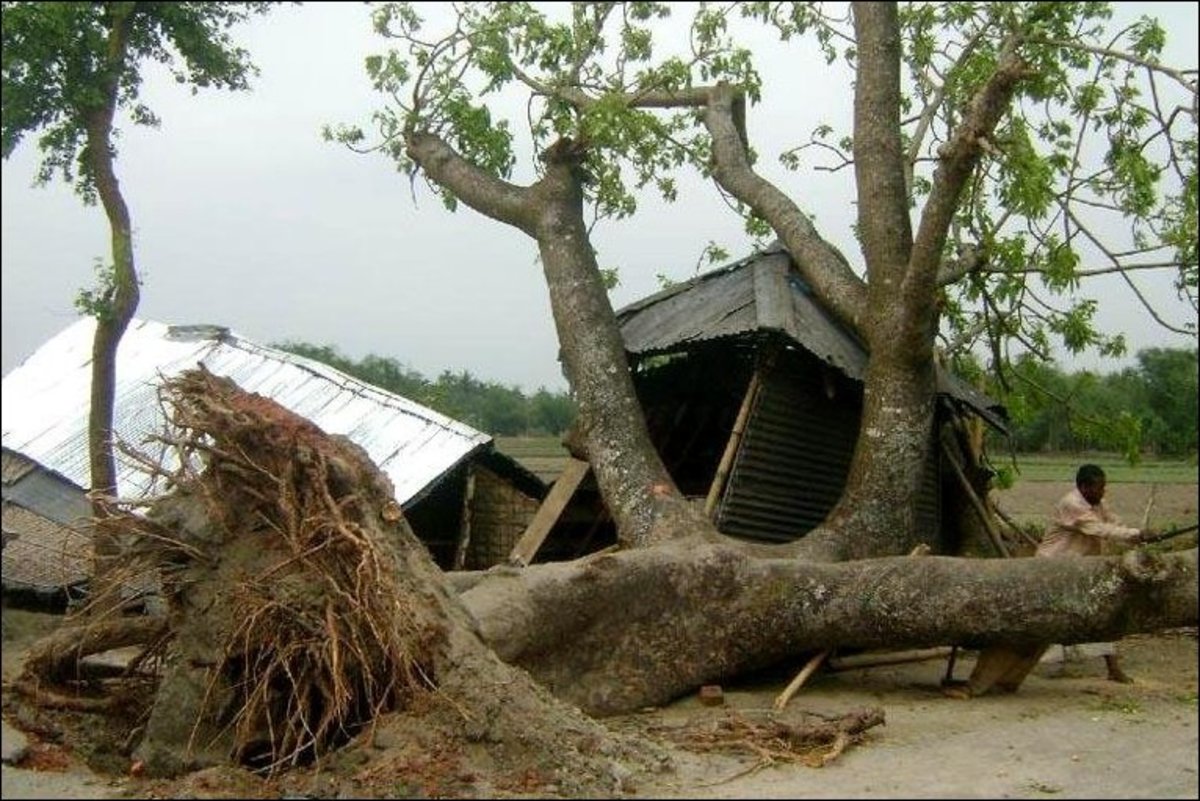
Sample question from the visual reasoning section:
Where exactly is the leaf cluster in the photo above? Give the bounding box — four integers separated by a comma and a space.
338, 2, 761, 222
2, 1, 272, 200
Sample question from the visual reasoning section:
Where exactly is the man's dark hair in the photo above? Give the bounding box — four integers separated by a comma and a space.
1076, 463, 1106, 487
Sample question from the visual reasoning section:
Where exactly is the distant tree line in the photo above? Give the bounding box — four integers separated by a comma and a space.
278, 340, 1195, 458
272, 341, 576, 436
974, 347, 1198, 459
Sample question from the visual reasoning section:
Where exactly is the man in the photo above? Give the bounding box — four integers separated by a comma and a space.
945, 463, 1151, 698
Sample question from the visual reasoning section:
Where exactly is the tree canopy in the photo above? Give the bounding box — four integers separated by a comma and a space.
339, 1, 1196, 371
2, 1, 270, 198
332, 1, 1196, 555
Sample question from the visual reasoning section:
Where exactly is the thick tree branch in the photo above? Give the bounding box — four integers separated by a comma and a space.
405, 131, 537, 234
703, 83, 868, 333
910, 39, 1031, 297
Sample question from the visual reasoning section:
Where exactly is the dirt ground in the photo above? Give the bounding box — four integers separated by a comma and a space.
2, 606, 1196, 800
2, 480, 1196, 799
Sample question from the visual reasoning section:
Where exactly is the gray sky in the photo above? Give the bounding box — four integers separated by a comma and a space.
3, 2, 1196, 393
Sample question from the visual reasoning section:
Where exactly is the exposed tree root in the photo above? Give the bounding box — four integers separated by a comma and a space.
649, 706, 885, 782
17, 616, 169, 686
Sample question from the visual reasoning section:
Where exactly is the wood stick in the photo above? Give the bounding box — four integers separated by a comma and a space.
452, 466, 476, 570
773, 650, 829, 711
1140, 483, 1157, 530
827, 647, 954, 671
942, 645, 959, 684
990, 499, 1040, 548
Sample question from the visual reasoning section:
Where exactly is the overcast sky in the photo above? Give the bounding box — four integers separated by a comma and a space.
3, 2, 1196, 393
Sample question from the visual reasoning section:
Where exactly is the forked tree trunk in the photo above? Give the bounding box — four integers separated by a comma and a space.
406, 133, 711, 549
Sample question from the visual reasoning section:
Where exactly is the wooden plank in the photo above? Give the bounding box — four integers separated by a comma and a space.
508, 457, 590, 567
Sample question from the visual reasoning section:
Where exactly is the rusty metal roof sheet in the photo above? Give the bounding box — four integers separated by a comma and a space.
1, 317, 492, 507
616, 243, 1008, 431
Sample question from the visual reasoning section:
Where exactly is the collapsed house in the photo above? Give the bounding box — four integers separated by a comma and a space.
1, 317, 544, 607
518, 243, 1009, 563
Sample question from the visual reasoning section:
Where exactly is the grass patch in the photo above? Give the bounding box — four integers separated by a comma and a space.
1003, 454, 1198, 484
1093, 696, 1142, 715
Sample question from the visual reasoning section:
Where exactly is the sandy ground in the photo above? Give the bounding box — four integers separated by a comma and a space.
634, 631, 1198, 799
2, 606, 1196, 800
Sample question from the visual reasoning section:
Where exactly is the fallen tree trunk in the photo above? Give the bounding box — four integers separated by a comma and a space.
460, 540, 1198, 714
16, 368, 1196, 791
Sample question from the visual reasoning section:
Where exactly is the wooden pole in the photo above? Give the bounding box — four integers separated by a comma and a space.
827, 647, 954, 671
452, 466, 476, 570
773, 650, 829, 711
704, 371, 763, 519
991, 500, 1040, 549
1140, 483, 1157, 530
941, 438, 1010, 558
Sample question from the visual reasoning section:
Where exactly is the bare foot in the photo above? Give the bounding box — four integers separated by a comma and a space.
941, 681, 974, 700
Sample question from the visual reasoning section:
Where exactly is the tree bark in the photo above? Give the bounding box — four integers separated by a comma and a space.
460, 539, 1198, 715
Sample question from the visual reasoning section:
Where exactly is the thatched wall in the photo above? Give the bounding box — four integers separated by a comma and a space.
466, 464, 540, 569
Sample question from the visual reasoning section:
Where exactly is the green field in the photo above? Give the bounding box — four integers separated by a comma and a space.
495, 436, 571, 483
497, 436, 1198, 487
997, 453, 1199, 485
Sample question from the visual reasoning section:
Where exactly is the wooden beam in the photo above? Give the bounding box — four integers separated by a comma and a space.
508, 457, 590, 567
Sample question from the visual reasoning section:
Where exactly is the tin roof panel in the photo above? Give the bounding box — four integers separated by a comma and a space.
2, 317, 491, 506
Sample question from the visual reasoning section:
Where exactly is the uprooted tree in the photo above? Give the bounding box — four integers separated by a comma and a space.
13, 0, 1199, 792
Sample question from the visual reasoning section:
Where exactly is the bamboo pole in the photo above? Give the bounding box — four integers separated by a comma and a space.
704, 371, 763, 519
827, 647, 955, 671
991, 500, 1040, 549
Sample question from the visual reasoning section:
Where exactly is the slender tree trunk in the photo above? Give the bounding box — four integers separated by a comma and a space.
83, 4, 140, 607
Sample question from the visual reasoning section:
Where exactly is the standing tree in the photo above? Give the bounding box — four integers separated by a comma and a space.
1, 1, 272, 603
339, 1, 1196, 559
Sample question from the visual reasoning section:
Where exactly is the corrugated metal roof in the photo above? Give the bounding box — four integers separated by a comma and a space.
616, 243, 1008, 432
1, 317, 492, 507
